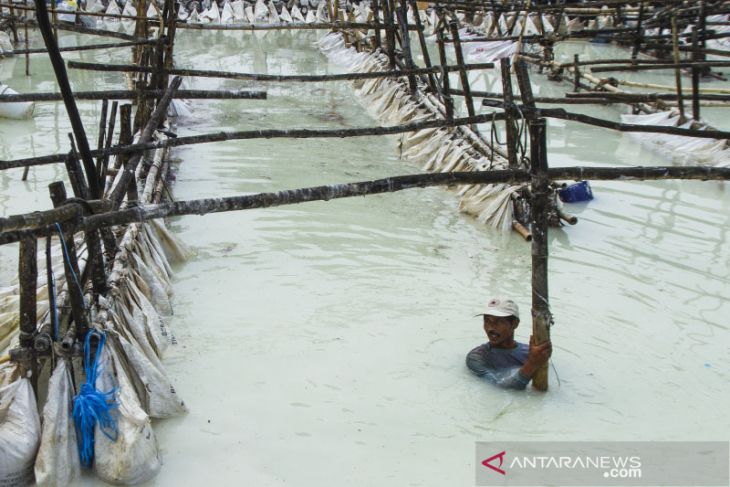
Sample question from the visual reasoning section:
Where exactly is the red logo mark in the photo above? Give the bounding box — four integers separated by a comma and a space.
482, 451, 507, 475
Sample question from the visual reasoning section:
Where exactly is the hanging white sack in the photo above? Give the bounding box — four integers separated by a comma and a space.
253, 0, 268, 21
34, 359, 80, 487
279, 5, 292, 22
0, 365, 41, 487
0, 84, 35, 120
221, 0, 234, 23
231, 0, 245, 21
94, 336, 162, 485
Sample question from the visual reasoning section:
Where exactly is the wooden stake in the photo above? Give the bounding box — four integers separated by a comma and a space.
48, 182, 89, 341
528, 118, 550, 392
671, 16, 685, 121
500, 58, 519, 168
436, 27, 454, 120
18, 234, 37, 349
449, 20, 476, 126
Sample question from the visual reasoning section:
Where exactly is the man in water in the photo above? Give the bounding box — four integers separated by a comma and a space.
466, 297, 552, 390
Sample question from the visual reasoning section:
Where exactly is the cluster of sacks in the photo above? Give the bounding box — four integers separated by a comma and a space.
318, 31, 523, 231
72, 0, 348, 23
0, 218, 189, 486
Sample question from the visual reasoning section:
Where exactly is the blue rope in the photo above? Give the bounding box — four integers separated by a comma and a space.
72, 329, 119, 468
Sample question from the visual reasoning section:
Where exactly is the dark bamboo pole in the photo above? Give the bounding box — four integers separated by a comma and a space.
33, 0, 100, 199
500, 58, 518, 168
99, 101, 118, 187
632, 1, 644, 61
372, 0, 382, 48
0, 89, 267, 103
528, 118, 550, 391
436, 27, 454, 120
382, 0, 396, 68
407, 0, 436, 93
95, 99, 109, 175
573, 54, 580, 92
23, 20, 29, 76
9, 39, 158, 55
18, 234, 37, 349
48, 182, 89, 340
66, 60, 494, 82
691, 27, 701, 121
671, 16, 685, 121
396, 1, 417, 93
4, 165, 730, 242
449, 19, 477, 125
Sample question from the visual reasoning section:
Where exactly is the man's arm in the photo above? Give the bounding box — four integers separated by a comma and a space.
466, 348, 531, 390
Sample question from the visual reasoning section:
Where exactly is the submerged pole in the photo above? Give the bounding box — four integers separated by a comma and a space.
528, 118, 551, 391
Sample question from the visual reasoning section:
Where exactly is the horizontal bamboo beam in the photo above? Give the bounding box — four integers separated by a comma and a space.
565, 92, 730, 103
67, 60, 495, 82
590, 61, 730, 73
1, 166, 729, 243
6, 106, 730, 172
0, 89, 267, 103
8, 39, 157, 55
175, 21, 422, 31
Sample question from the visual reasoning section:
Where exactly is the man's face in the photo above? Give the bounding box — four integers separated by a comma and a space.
483, 315, 517, 348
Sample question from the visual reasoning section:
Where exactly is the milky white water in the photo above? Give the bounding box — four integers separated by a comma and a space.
1, 29, 728, 486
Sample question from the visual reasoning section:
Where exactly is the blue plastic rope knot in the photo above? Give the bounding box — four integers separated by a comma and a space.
72, 329, 119, 468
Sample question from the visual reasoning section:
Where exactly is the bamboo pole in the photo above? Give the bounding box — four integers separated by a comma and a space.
499, 58, 518, 168
0, 89, 267, 103
9, 39, 157, 55
66, 60, 495, 82
436, 27, 454, 120
673, 15, 686, 121
2, 165, 730, 243
528, 118, 550, 391
48, 182, 89, 340
18, 234, 37, 349
449, 19, 477, 125
34, 0, 100, 199
8, 106, 730, 172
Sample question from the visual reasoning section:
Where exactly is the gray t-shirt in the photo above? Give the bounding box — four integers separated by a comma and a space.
465, 342, 531, 390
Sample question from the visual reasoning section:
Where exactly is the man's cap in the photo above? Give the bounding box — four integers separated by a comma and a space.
480, 297, 520, 319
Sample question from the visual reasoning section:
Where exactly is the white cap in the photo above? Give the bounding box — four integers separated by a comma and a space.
482, 297, 520, 319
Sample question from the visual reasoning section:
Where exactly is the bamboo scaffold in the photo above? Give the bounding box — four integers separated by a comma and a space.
1, 0, 730, 483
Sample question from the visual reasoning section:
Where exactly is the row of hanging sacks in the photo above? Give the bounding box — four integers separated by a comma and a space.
620, 110, 730, 167
318, 31, 520, 231
0, 362, 41, 487
0, 83, 35, 120
181, 0, 327, 24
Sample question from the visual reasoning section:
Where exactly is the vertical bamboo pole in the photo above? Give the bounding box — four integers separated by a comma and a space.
436, 27, 453, 120
500, 58, 518, 168
573, 54, 580, 92
671, 16, 685, 122
631, 1, 644, 61
407, 0, 436, 94
528, 118, 550, 392
24, 21, 29, 76
18, 234, 38, 349
691, 27, 700, 121
49, 182, 89, 341
382, 0, 396, 68
95, 99, 109, 176
449, 19, 476, 126
372, 0, 382, 49
396, 2, 416, 93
